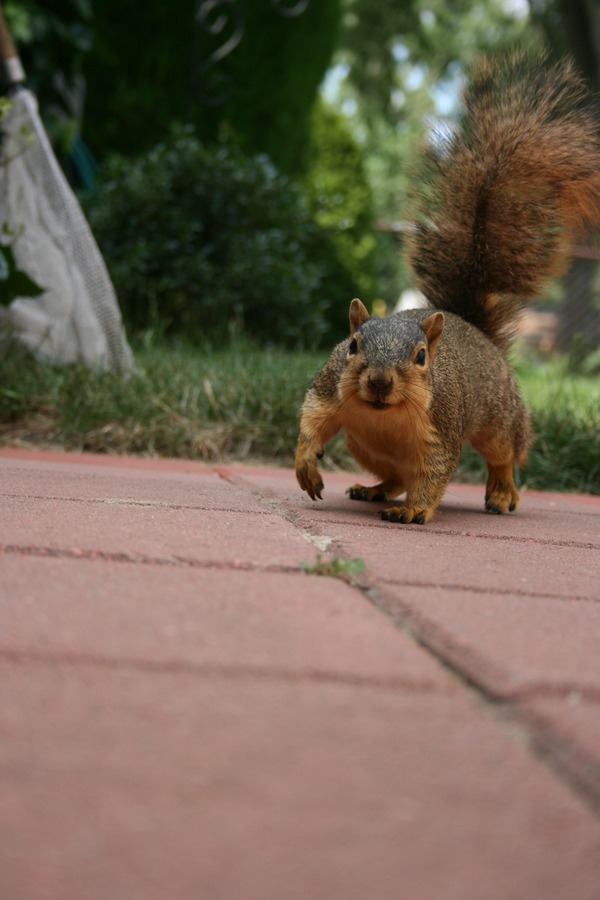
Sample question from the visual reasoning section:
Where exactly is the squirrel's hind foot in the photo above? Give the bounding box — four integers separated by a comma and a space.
380, 504, 433, 525
485, 496, 518, 515
484, 464, 520, 514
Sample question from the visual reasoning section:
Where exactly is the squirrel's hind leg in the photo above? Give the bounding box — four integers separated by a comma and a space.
471, 394, 531, 514
472, 429, 529, 515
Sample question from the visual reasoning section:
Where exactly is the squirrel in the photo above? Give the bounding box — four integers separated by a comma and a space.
295, 53, 600, 524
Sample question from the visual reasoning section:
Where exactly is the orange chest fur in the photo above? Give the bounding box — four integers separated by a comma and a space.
339, 398, 437, 472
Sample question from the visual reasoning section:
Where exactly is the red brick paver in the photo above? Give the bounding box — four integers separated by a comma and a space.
1, 448, 600, 900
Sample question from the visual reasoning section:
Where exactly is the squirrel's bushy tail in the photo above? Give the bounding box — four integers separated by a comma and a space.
407, 53, 600, 351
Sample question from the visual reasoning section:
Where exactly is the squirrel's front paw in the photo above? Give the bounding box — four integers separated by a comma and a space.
295, 454, 324, 501
380, 504, 433, 525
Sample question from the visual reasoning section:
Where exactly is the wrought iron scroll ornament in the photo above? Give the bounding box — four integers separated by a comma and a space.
271, 0, 310, 15
193, 0, 244, 106
193, 0, 311, 106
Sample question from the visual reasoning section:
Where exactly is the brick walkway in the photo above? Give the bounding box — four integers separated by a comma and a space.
1, 447, 599, 900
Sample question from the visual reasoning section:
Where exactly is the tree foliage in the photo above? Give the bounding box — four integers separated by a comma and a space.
80, 0, 342, 176
6, 0, 599, 340
340, 0, 540, 128
3, 0, 92, 154
6, 1, 343, 178
334, 0, 600, 306
303, 98, 377, 308
192, 0, 343, 175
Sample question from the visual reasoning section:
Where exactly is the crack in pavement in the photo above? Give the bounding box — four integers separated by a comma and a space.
376, 575, 600, 605
2, 492, 278, 516
0, 543, 302, 574
0, 647, 447, 695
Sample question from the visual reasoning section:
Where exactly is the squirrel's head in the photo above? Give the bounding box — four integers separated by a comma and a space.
338, 298, 444, 412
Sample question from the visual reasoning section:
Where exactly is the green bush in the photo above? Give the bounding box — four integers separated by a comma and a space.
86, 129, 334, 346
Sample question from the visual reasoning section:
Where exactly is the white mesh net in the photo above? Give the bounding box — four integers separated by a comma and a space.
0, 88, 133, 370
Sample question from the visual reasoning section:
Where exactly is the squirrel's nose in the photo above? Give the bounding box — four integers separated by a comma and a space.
367, 374, 393, 400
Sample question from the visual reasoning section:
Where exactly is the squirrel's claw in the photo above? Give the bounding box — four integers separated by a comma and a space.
306, 480, 324, 502
295, 454, 324, 501
306, 478, 323, 501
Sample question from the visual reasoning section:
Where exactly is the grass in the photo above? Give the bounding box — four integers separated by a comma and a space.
1, 337, 598, 494
515, 356, 600, 493
301, 554, 366, 582
0, 337, 331, 461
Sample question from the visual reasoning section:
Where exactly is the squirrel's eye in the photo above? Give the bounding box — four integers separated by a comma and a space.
415, 348, 426, 366
348, 338, 358, 355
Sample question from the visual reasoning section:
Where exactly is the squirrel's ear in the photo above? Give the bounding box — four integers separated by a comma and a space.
349, 298, 370, 334
422, 311, 445, 359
